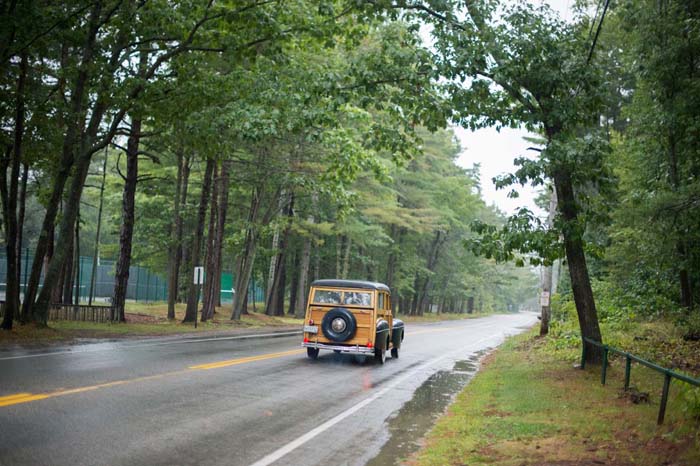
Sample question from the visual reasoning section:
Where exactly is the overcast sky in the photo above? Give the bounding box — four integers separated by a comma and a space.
453, 0, 573, 218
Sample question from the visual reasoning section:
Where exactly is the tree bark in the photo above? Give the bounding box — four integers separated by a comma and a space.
294, 195, 316, 318
287, 247, 300, 316
553, 167, 603, 363
21, 2, 102, 324
212, 160, 230, 310
202, 162, 222, 322
231, 188, 263, 321
112, 116, 142, 322
342, 236, 351, 278
668, 131, 693, 308
0, 52, 26, 329
265, 193, 294, 316
61, 227, 75, 305
416, 231, 446, 315
88, 150, 108, 306
167, 148, 185, 319
183, 158, 214, 323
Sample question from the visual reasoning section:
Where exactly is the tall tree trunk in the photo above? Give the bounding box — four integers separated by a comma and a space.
16, 161, 28, 300
342, 236, 351, 278
170, 151, 191, 313
668, 132, 693, 308
167, 148, 184, 319
265, 190, 287, 311
415, 231, 446, 315
265, 193, 294, 316
112, 116, 142, 322
88, 150, 108, 305
335, 235, 342, 277
183, 158, 214, 323
553, 167, 603, 363
294, 237, 312, 319
313, 241, 320, 282
0, 53, 26, 329
202, 163, 220, 322
21, 2, 102, 324
212, 160, 230, 309
231, 188, 263, 321
287, 247, 300, 316
294, 195, 316, 318
231, 186, 275, 320
73, 209, 81, 304
61, 230, 75, 304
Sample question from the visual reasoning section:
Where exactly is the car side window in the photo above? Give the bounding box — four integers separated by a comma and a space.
378, 293, 384, 310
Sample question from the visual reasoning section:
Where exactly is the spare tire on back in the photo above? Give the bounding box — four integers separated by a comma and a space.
321, 307, 357, 342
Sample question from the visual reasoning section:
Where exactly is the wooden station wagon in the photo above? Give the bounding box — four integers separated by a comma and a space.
301, 279, 404, 364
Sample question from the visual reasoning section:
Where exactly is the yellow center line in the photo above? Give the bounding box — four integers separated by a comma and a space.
0, 392, 33, 402
189, 349, 304, 370
406, 327, 462, 336
0, 348, 305, 408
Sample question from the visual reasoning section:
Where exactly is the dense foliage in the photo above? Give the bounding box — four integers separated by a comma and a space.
1, 0, 698, 349
0, 0, 536, 330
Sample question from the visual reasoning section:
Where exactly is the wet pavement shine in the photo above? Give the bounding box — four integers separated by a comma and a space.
0, 312, 537, 466
366, 353, 483, 466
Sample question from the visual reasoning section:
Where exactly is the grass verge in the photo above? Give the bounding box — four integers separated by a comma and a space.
412, 330, 700, 466
0, 303, 304, 344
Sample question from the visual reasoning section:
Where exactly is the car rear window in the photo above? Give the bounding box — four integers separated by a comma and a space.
343, 292, 372, 306
313, 290, 341, 304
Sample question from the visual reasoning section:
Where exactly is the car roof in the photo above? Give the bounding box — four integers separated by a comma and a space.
311, 279, 390, 293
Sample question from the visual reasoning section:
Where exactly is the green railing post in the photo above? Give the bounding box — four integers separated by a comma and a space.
624, 354, 632, 390
658, 372, 672, 425
601, 346, 609, 385
581, 338, 587, 369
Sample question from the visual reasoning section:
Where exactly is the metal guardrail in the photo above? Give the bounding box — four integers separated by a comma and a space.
581, 337, 700, 424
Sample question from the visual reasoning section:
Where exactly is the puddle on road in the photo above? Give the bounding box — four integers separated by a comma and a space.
366, 353, 484, 466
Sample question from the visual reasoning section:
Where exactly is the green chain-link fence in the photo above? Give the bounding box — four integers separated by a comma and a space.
1, 248, 264, 305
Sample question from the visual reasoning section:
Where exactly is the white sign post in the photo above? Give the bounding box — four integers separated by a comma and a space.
540, 291, 550, 307
194, 266, 205, 285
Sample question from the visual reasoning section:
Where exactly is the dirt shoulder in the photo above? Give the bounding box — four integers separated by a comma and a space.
412, 332, 700, 466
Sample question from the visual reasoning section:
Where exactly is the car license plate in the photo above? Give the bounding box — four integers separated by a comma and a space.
303, 325, 318, 334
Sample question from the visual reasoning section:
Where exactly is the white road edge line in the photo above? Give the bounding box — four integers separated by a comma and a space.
248, 325, 526, 466
0, 331, 303, 361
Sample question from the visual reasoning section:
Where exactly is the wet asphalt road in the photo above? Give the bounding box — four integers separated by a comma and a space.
0, 313, 536, 466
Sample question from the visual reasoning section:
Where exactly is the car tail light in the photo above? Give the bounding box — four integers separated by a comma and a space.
308, 319, 314, 325
367, 341, 373, 348
303, 337, 309, 343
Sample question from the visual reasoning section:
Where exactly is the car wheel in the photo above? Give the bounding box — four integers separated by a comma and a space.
374, 346, 386, 365
307, 347, 319, 359
391, 346, 399, 359
321, 307, 357, 342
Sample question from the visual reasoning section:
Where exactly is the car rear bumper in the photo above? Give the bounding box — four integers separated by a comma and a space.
302, 341, 375, 354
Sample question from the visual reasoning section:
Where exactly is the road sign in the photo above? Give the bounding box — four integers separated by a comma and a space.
540, 291, 550, 306
193, 266, 204, 285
